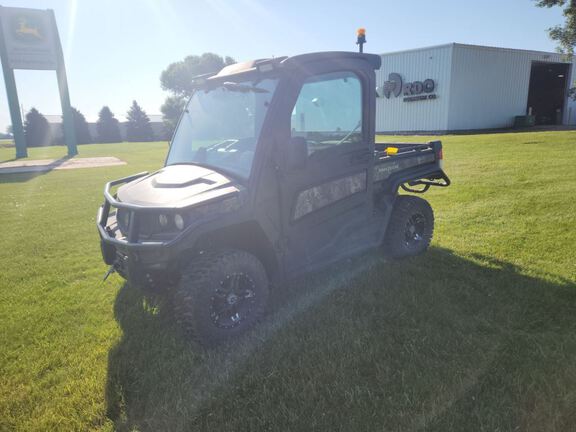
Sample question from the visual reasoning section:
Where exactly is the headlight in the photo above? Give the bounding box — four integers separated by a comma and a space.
117, 208, 131, 235
158, 214, 168, 227
174, 214, 185, 230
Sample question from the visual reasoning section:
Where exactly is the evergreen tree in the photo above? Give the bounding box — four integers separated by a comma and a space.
96, 106, 122, 143
24, 108, 51, 147
126, 100, 154, 142
71, 107, 92, 144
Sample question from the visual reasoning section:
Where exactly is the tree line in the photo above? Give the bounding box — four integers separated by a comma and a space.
23, 101, 156, 147
21, 53, 235, 147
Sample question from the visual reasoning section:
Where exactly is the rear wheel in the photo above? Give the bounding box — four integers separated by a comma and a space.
174, 249, 269, 346
384, 195, 434, 258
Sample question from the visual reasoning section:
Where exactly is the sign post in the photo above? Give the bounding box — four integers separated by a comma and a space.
50, 10, 76, 156
0, 6, 77, 158
0, 20, 26, 158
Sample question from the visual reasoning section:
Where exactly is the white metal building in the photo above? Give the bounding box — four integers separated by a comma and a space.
375, 43, 576, 133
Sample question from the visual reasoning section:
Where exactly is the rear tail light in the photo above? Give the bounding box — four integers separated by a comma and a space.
438, 148, 444, 169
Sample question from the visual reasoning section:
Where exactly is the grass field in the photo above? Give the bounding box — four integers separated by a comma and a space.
1, 131, 575, 431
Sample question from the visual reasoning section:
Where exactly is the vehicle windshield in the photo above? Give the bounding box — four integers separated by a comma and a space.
166, 78, 279, 178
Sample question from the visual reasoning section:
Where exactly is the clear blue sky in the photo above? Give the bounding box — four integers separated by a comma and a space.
0, 0, 566, 131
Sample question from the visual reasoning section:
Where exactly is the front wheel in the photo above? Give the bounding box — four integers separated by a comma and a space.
174, 249, 269, 346
384, 196, 434, 258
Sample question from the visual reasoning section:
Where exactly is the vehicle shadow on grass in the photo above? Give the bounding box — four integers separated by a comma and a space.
105, 247, 576, 432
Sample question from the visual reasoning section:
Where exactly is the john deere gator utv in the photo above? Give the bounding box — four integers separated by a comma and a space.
97, 51, 450, 345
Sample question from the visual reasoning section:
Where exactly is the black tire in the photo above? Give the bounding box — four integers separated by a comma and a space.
174, 249, 269, 346
384, 195, 434, 258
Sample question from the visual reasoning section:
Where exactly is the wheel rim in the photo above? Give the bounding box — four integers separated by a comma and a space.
210, 272, 257, 329
404, 213, 427, 249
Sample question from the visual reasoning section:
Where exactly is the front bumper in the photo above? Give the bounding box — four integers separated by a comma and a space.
97, 171, 244, 286
97, 172, 179, 283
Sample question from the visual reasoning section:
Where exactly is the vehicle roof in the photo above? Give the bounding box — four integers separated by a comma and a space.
281, 51, 381, 70
196, 51, 381, 84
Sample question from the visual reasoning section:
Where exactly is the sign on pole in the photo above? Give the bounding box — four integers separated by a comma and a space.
0, 7, 58, 70
0, 7, 77, 158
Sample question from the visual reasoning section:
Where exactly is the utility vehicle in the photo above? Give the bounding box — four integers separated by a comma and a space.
97, 51, 450, 344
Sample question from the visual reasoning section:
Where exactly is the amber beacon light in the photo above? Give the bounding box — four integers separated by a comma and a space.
356, 28, 366, 53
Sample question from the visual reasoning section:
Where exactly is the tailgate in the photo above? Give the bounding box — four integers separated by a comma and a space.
373, 140, 450, 191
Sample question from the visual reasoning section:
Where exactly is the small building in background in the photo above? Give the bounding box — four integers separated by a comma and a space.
376, 43, 576, 133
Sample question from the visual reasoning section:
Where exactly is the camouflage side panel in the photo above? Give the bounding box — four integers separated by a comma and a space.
373, 153, 435, 182
294, 171, 367, 220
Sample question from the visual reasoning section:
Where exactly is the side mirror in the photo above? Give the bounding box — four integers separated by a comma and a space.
287, 136, 308, 171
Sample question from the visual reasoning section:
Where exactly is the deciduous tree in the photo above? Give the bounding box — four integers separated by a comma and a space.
159, 53, 235, 135
535, 0, 576, 99
160, 53, 235, 96
160, 95, 186, 139
535, 0, 576, 54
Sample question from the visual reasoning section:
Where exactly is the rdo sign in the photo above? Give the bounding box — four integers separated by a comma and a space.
381, 72, 437, 102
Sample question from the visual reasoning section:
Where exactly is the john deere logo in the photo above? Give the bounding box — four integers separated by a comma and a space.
11, 15, 45, 43
382, 73, 437, 102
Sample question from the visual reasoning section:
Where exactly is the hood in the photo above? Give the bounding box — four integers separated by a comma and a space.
117, 164, 241, 208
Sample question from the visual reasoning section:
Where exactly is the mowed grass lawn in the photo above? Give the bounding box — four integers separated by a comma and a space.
1, 131, 575, 431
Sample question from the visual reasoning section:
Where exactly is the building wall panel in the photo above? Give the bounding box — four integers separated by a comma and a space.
448, 44, 576, 130
375, 45, 453, 132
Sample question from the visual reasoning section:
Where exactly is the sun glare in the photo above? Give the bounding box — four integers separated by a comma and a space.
64, 0, 77, 65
